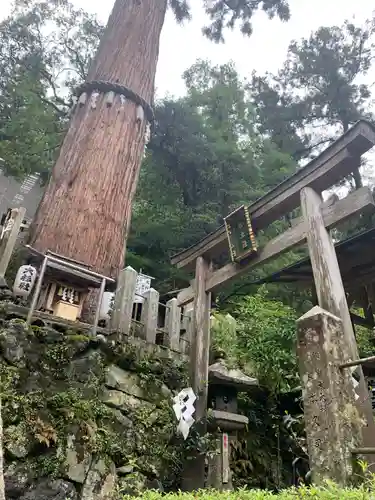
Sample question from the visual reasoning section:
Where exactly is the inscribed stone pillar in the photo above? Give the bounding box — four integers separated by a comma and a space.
297, 306, 362, 485
300, 186, 375, 445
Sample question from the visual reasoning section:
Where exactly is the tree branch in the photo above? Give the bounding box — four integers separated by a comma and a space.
63, 41, 88, 81
31, 90, 68, 116
38, 68, 70, 108
292, 137, 333, 160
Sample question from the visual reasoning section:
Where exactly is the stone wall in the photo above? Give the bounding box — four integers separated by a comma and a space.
0, 315, 188, 499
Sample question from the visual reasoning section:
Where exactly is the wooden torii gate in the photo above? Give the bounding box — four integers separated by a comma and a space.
171, 120, 375, 487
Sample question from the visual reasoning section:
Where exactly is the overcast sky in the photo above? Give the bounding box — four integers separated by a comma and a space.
2, 0, 375, 98
2, 0, 375, 187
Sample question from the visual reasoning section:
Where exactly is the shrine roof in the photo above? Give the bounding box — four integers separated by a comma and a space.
24, 245, 116, 291
208, 359, 258, 391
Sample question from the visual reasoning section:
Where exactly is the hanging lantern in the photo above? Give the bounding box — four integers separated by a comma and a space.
13, 265, 37, 297
99, 292, 115, 322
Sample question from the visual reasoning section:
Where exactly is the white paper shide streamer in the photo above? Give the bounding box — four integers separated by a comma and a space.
172, 387, 196, 440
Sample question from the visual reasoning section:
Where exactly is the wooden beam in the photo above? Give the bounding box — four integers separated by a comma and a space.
171, 120, 375, 270
290, 193, 339, 228
206, 187, 374, 294
344, 257, 375, 288
111, 266, 137, 335
165, 298, 181, 351
255, 233, 375, 291
251, 148, 357, 229
340, 355, 375, 370
177, 188, 374, 304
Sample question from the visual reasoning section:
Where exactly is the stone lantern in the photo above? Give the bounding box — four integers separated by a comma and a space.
207, 353, 258, 490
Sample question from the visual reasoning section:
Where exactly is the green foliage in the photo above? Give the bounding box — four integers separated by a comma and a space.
235, 289, 298, 392
0, 0, 102, 177
212, 287, 298, 392
0, 354, 119, 460
210, 312, 240, 367
282, 20, 375, 132
250, 17, 375, 187
201, 0, 290, 43
129, 60, 298, 293
355, 322, 375, 359
168, 0, 290, 42
123, 479, 375, 499
0, 69, 62, 178
211, 291, 307, 490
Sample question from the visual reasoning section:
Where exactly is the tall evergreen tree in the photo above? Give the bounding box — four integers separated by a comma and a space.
22, 0, 290, 277
250, 18, 375, 187
128, 61, 298, 293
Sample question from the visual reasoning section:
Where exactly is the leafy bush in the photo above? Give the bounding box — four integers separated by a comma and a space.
124, 480, 375, 499
211, 287, 299, 393
234, 287, 299, 393
210, 289, 307, 490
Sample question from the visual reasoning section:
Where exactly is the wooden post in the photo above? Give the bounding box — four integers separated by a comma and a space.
140, 288, 159, 343
0, 207, 26, 280
300, 187, 375, 456
110, 266, 137, 335
191, 256, 212, 420
26, 255, 48, 324
297, 306, 362, 485
92, 277, 106, 336
182, 256, 212, 491
111, 267, 126, 329
165, 297, 180, 351
180, 307, 193, 354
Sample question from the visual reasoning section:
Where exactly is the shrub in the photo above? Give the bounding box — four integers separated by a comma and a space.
124, 480, 375, 499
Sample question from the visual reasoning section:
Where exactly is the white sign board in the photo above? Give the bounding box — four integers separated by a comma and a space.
134, 274, 152, 304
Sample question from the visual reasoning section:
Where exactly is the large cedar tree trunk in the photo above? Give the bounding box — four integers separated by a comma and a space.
29, 0, 168, 277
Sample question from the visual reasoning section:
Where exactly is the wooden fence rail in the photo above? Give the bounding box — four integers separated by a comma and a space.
111, 266, 192, 353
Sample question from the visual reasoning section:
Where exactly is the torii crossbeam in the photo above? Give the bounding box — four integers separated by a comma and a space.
172, 120, 375, 305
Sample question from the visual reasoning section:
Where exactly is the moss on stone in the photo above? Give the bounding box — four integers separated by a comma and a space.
0, 314, 190, 492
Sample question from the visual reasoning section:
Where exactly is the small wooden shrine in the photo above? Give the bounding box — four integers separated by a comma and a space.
18, 246, 116, 332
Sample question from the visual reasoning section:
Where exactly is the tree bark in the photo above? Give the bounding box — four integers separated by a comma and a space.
28, 0, 168, 277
